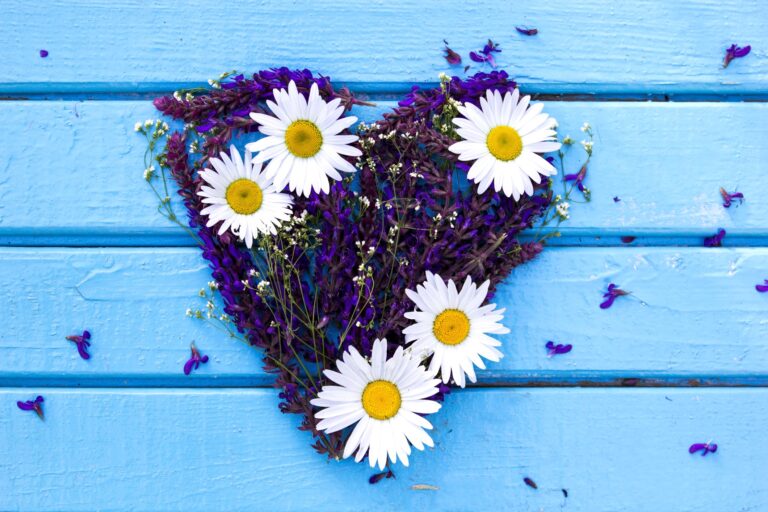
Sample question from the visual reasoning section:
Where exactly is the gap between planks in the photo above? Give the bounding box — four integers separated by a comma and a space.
2, 85, 768, 102
5, 375, 768, 388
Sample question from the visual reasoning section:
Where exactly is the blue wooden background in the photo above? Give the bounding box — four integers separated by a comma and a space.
2, 1, 768, 510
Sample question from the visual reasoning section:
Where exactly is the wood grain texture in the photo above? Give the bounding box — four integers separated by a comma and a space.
4, 246, 768, 385
2, 101, 767, 246
1, 0, 766, 95
2, 388, 767, 511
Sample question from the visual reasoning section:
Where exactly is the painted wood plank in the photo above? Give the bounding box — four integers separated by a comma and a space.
2, 100, 767, 246
2, 1, 766, 95
3, 246, 768, 385
2, 388, 766, 511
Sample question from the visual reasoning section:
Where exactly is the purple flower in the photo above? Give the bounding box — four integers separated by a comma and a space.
600, 283, 630, 309
564, 164, 588, 192
368, 469, 395, 484
719, 187, 744, 208
65, 330, 91, 360
723, 44, 751, 68
196, 118, 216, 133
220, 74, 245, 90
523, 477, 538, 489
442, 40, 462, 65
17, 395, 44, 420
689, 442, 717, 456
620, 236, 636, 244
545, 341, 572, 357
704, 228, 726, 247
469, 39, 501, 68
756, 280, 768, 292
183, 342, 209, 375
39, 49, 49, 58
516, 26, 538, 36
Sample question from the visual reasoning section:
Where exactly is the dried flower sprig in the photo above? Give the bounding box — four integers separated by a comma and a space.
17, 395, 45, 420
534, 121, 595, 237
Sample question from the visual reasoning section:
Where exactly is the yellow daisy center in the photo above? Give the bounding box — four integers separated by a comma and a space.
225, 178, 263, 215
433, 309, 471, 346
285, 120, 323, 158
361, 380, 402, 420
486, 125, 523, 161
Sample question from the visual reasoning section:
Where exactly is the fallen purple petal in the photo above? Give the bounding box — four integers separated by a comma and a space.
620, 236, 636, 244
39, 49, 49, 58
723, 44, 751, 68
719, 187, 744, 208
524, 477, 538, 489
469, 51, 485, 63
564, 164, 588, 193
756, 280, 768, 292
17, 395, 44, 420
704, 228, 726, 247
65, 330, 92, 360
546, 341, 573, 357
613, 196, 621, 203
184, 342, 210, 375
470, 39, 501, 68
516, 26, 538, 36
601, 283, 630, 309
442, 40, 462, 65
689, 442, 718, 456
368, 469, 395, 484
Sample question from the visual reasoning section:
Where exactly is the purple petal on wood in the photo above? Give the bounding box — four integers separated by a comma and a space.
703, 228, 726, 247
723, 44, 751, 68
516, 26, 538, 36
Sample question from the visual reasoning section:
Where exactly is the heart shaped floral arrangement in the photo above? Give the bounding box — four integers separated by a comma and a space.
139, 67, 593, 470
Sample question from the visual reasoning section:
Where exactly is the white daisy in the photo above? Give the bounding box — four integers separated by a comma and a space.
246, 81, 362, 197
311, 338, 442, 470
403, 272, 510, 388
198, 145, 293, 248
448, 88, 561, 200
